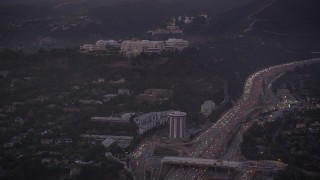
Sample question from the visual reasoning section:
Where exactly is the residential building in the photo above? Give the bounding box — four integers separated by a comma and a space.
101, 136, 133, 148
143, 89, 173, 98
296, 123, 306, 129
14, 117, 25, 125
201, 100, 216, 117
118, 89, 130, 95
79, 99, 102, 105
80, 134, 133, 149
110, 78, 125, 84
147, 25, 183, 35
121, 40, 164, 57
79, 44, 96, 53
91, 116, 120, 122
80, 38, 190, 56
0, 71, 9, 78
121, 113, 135, 121
90, 112, 134, 123
134, 111, 173, 135
165, 38, 190, 51
80, 39, 120, 54
276, 89, 291, 98
41, 139, 54, 145
55, 138, 73, 145
184, 16, 193, 24
138, 89, 173, 102
95, 40, 120, 48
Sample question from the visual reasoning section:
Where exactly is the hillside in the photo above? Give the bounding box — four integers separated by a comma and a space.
190, 0, 320, 67
0, 0, 255, 49
244, 0, 320, 66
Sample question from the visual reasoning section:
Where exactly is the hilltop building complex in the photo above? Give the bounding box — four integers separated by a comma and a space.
80, 38, 189, 57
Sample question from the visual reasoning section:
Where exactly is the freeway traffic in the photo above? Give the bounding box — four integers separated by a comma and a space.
166, 58, 320, 180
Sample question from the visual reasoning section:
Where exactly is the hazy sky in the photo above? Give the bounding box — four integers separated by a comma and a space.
0, 0, 85, 6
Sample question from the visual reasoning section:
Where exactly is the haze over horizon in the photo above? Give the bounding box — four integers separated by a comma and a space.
0, 0, 254, 6
1, 0, 320, 180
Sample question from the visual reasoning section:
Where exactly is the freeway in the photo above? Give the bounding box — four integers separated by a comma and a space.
165, 58, 320, 180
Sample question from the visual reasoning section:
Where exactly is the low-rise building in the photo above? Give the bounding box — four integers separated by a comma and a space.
81, 38, 190, 56
121, 40, 164, 57
90, 113, 135, 123
90, 116, 123, 123
138, 89, 173, 102
100, 136, 133, 148
69, 168, 81, 177
110, 78, 126, 84
121, 113, 135, 121
147, 25, 183, 35
103, 94, 118, 102
55, 138, 73, 145
118, 89, 130, 95
80, 39, 120, 54
277, 89, 291, 98
14, 117, 25, 125
101, 136, 133, 149
0, 71, 9, 78
165, 38, 190, 51
296, 123, 306, 129
201, 100, 216, 117
95, 40, 120, 49
79, 99, 102, 105
310, 121, 320, 128
63, 108, 80, 113
184, 16, 193, 24
143, 89, 173, 98
41, 138, 54, 145
79, 44, 96, 52
134, 111, 173, 135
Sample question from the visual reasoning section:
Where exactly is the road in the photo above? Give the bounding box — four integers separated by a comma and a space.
165, 58, 320, 180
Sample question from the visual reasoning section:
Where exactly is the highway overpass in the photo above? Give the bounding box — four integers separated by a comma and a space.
160, 156, 287, 172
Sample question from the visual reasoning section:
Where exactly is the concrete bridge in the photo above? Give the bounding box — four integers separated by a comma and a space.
159, 156, 287, 179
161, 156, 287, 170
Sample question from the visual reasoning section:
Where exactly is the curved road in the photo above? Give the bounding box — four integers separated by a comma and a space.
166, 58, 320, 180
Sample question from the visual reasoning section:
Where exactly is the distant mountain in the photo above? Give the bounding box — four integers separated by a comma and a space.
203, 0, 320, 66
0, 0, 255, 49
253, 0, 320, 35
0, 0, 127, 6
0, 0, 176, 7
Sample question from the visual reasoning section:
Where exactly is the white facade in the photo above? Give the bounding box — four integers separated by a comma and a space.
101, 136, 133, 148
80, 44, 96, 52
121, 113, 135, 121
90, 112, 135, 122
81, 134, 133, 148
169, 111, 187, 140
80, 39, 120, 53
165, 38, 190, 51
81, 38, 190, 55
121, 40, 164, 57
147, 25, 183, 35
201, 100, 216, 117
96, 40, 120, 48
118, 89, 130, 95
134, 111, 173, 135
184, 16, 193, 24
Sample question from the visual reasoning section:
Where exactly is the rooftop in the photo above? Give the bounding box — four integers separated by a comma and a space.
169, 111, 187, 117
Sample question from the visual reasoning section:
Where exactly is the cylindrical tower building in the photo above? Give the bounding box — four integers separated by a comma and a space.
169, 111, 187, 140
